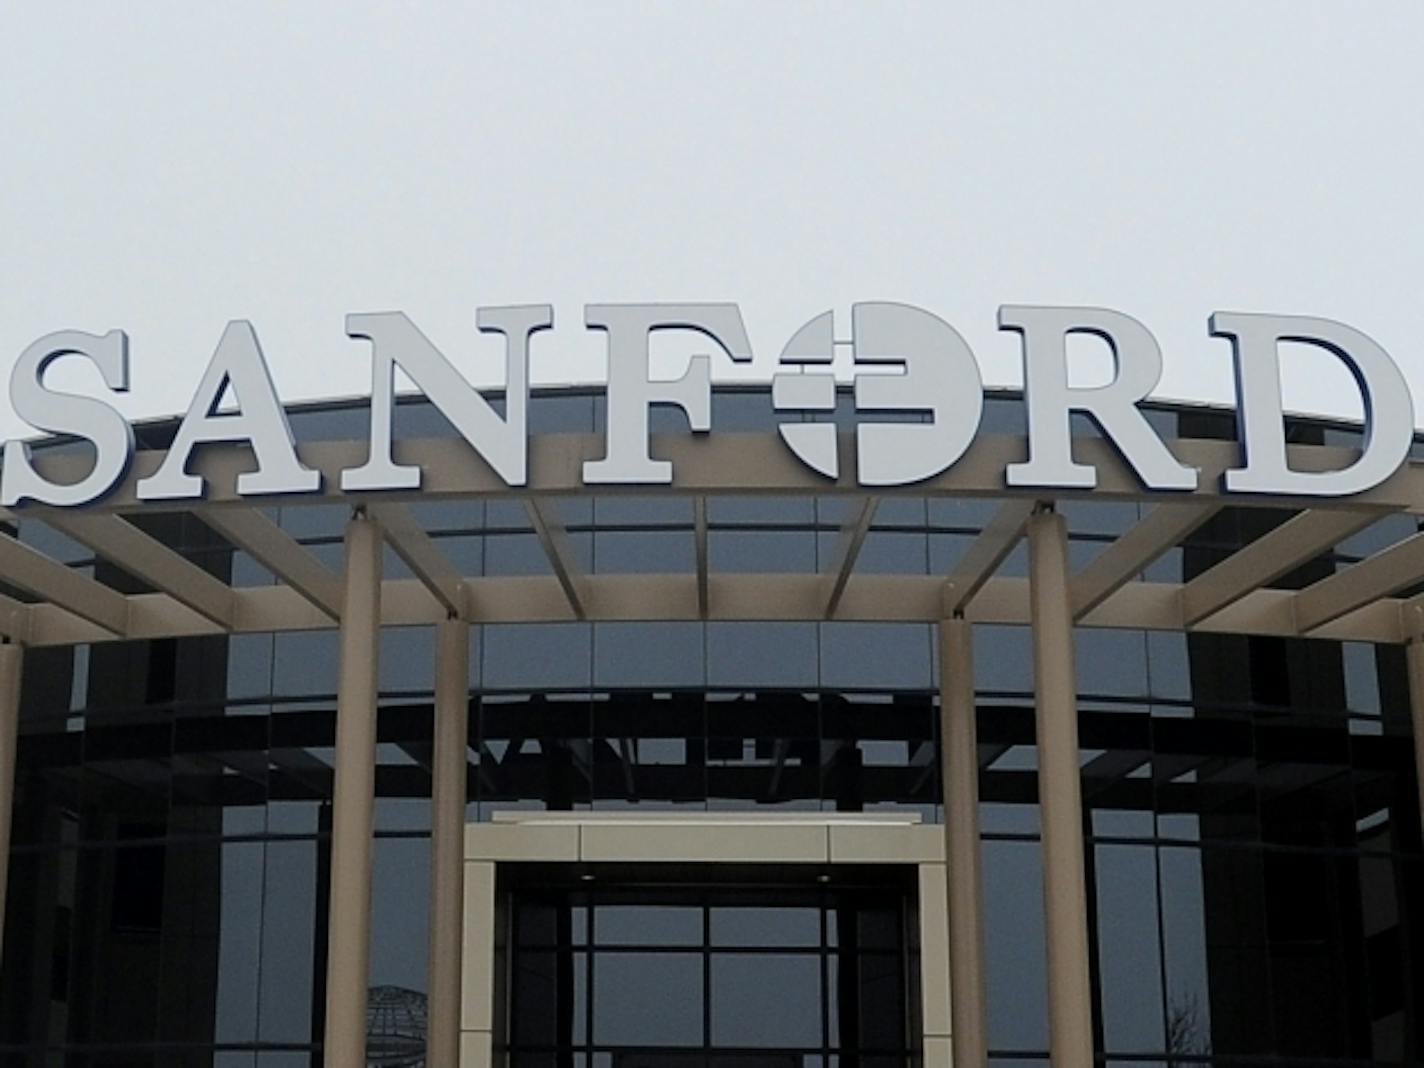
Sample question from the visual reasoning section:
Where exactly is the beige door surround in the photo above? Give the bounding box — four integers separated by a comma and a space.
460, 811, 954, 1068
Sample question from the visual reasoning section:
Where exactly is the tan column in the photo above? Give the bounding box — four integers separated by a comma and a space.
427, 616, 470, 1068
0, 643, 22, 963
324, 510, 383, 1068
1027, 506, 1094, 1068
1405, 637, 1424, 840
938, 615, 988, 1068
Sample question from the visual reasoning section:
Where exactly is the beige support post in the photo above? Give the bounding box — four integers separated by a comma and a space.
0, 643, 22, 963
428, 617, 470, 1068
1027, 506, 1095, 1068
939, 614, 988, 1068
1405, 637, 1424, 839
324, 510, 382, 1068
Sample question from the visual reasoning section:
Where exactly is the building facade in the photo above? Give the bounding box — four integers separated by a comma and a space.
0, 388, 1419, 1067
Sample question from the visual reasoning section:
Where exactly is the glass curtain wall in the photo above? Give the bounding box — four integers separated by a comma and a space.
0, 394, 1418, 1066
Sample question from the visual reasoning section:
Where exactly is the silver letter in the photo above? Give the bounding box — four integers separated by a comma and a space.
772, 309, 839, 478
1001, 305, 1197, 491
582, 304, 752, 484
2, 330, 134, 507
136, 322, 319, 500
340, 306, 552, 491
853, 302, 983, 485
1215, 312, 1412, 496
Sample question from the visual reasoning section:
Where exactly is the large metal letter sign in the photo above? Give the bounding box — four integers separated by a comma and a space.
3, 301, 1418, 505
1001, 305, 1199, 491
852, 302, 983, 485
772, 309, 839, 477
2, 330, 133, 507
772, 303, 983, 484
583, 304, 753, 484
137, 321, 319, 500
1214, 312, 1413, 497
341, 305, 553, 491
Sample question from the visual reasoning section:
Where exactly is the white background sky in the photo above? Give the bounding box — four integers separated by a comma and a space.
3, 2, 1423, 438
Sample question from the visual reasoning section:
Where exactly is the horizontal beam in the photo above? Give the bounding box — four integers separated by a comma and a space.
197, 507, 342, 619
17, 570, 1408, 647
1071, 503, 1220, 620
823, 497, 878, 619
0, 593, 29, 644
943, 499, 1035, 614
0, 534, 128, 635
1294, 529, 1424, 633
525, 500, 586, 620
694, 497, 709, 620
1180, 509, 1378, 626
43, 513, 235, 628
367, 503, 463, 617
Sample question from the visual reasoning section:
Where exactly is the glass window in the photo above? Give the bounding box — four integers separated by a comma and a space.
1075, 629, 1148, 699
379, 626, 434, 693
710, 529, 815, 573
1093, 844, 1165, 1054
710, 905, 820, 947
258, 839, 320, 1045
591, 693, 704, 809
506, 880, 909, 1060
369, 836, 430, 995
711, 953, 822, 1047
272, 632, 338, 698
226, 634, 273, 701
593, 623, 704, 689
595, 905, 701, 946
984, 838, 1049, 1052
973, 626, 1032, 694
819, 624, 932, 691
594, 530, 695, 573
594, 953, 703, 1046
707, 623, 817, 689
483, 624, 592, 691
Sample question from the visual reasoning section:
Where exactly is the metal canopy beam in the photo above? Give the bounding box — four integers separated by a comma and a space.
3, 428, 1423, 647
1070, 502, 1220, 620
198, 507, 342, 619
525, 500, 586, 620
694, 497, 709, 620
0, 594, 29, 644
44, 513, 235, 629
0, 534, 128, 635
1179, 509, 1378, 626
943, 499, 1035, 615
1294, 529, 1424, 633
823, 497, 878, 619
367, 503, 463, 618
7, 571, 1412, 646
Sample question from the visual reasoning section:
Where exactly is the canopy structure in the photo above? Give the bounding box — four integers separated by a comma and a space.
0, 428, 1420, 646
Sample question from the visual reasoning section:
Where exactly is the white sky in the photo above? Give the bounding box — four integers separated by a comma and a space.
4, 1, 1423, 437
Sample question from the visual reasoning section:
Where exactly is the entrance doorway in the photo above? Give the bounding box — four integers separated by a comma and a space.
460, 813, 953, 1068
505, 870, 916, 1065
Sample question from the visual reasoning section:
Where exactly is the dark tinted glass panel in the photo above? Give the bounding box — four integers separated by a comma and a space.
711, 953, 821, 1046
506, 879, 909, 1060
